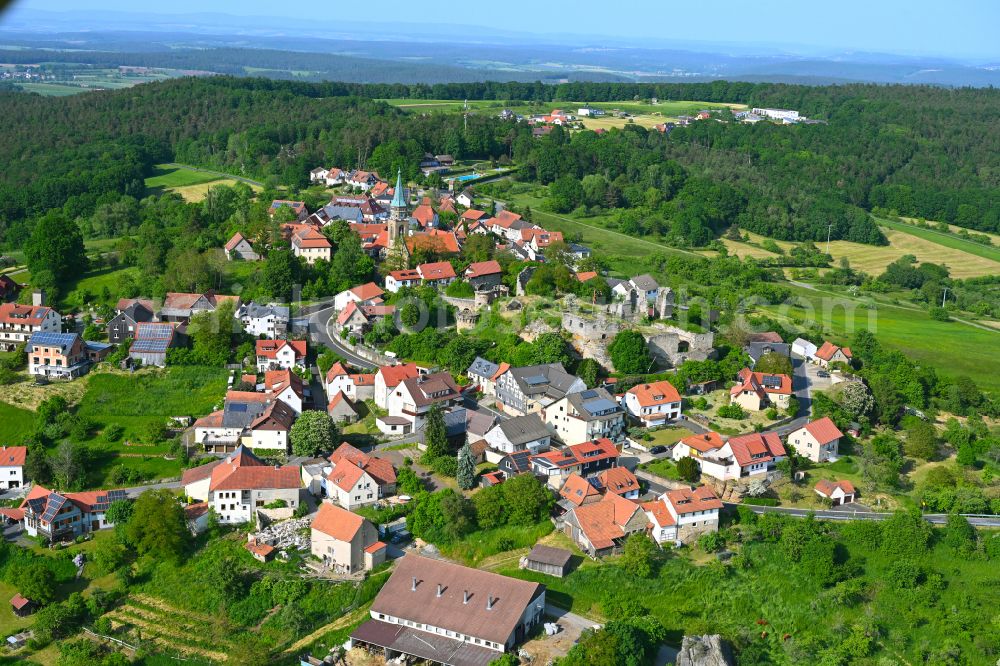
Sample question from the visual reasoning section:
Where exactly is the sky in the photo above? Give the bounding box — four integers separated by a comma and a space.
3, 0, 1000, 60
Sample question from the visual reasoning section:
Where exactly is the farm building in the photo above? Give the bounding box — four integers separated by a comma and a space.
520, 544, 572, 578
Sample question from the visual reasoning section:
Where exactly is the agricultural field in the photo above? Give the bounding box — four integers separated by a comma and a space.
105, 594, 235, 663
0, 402, 36, 443
828, 227, 1000, 279
760, 284, 1000, 393
144, 163, 261, 202
875, 217, 1000, 265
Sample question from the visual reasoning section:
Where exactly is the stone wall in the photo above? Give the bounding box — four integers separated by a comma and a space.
561, 311, 715, 370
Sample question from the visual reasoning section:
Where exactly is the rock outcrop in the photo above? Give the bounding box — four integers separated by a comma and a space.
676, 635, 734, 666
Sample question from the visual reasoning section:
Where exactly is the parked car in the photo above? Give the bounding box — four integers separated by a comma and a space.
649, 445, 667, 455
817, 370, 829, 378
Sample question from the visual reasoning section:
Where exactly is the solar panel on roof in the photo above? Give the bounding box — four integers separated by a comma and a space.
524, 375, 548, 385
583, 398, 617, 414
580, 389, 598, 399
762, 375, 783, 388
229, 403, 248, 413
131, 339, 170, 353
41, 494, 67, 522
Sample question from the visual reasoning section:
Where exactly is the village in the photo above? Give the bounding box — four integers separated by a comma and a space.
0, 157, 881, 666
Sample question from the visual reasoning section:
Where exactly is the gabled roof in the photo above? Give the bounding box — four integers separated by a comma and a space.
411, 205, 437, 228
328, 442, 396, 486
311, 501, 367, 542
0, 446, 27, 468
26, 332, 80, 355
0, 303, 54, 327
575, 271, 598, 283
328, 390, 359, 418
815, 479, 855, 497
662, 485, 722, 515
731, 368, 793, 398
460, 209, 486, 221
369, 554, 544, 646
815, 341, 852, 362
467, 356, 499, 380
417, 261, 457, 281
388, 269, 422, 283
801, 416, 844, 445
264, 369, 304, 398
208, 447, 300, 492
225, 232, 250, 251
398, 372, 462, 408
406, 231, 461, 255
726, 432, 786, 467
570, 493, 645, 550
292, 226, 333, 250
627, 380, 681, 408
680, 431, 725, 454
494, 413, 550, 446
256, 339, 307, 360
748, 331, 783, 343
377, 363, 421, 388
559, 472, 601, 507
326, 458, 368, 492
350, 282, 385, 302
464, 260, 502, 279
630, 274, 659, 291
595, 467, 639, 496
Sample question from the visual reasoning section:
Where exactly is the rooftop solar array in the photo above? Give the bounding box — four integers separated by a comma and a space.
40, 494, 67, 522
93, 490, 127, 511
579, 390, 598, 399
761, 375, 783, 389
524, 375, 548, 386
583, 398, 618, 414
130, 339, 170, 353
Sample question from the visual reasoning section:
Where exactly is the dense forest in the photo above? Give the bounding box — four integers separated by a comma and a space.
1, 77, 997, 249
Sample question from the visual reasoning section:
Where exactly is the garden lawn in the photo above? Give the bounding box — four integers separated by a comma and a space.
59, 265, 140, 311
645, 426, 695, 447
0, 401, 36, 444
642, 458, 682, 481
76, 366, 228, 442
439, 520, 554, 567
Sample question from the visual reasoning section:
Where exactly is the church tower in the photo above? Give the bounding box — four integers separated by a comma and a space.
389, 168, 409, 242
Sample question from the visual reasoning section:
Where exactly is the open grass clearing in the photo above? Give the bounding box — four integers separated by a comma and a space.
761, 284, 1000, 394
59, 265, 139, 311
901, 216, 1000, 245
826, 227, 999, 279
144, 163, 261, 202
0, 401, 37, 444
76, 366, 228, 442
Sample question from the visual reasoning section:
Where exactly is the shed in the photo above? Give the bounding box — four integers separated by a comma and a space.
10, 594, 33, 617
521, 544, 572, 578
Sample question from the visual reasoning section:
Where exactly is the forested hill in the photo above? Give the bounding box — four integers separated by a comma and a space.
1, 77, 997, 248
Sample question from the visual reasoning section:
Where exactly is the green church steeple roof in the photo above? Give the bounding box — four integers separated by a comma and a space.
390, 169, 407, 209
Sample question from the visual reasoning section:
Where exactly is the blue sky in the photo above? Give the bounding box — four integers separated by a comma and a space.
5, 0, 1000, 59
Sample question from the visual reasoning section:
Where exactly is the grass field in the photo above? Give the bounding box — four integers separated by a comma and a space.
60, 265, 139, 311
762, 284, 1000, 393
826, 227, 999, 280
76, 366, 228, 442
902, 216, 1000, 245
0, 402, 36, 445
145, 164, 261, 202
15, 82, 94, 96
503, 191, 700, 273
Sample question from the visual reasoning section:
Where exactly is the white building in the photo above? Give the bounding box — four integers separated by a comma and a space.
255, 339, 306, 372
643, 486, 722, 546
385, 269, 422, 294
0, 300, 62, 352
622, 380, 682, 426
373, 363, 423, 409
333, 282, 385, 311
384, 372, 463, 432
0, 446, 26, 490
181, 447, 301, 525
791, 338, 818, 359
237, 302, 289, 339
483, 414, 551, 454
752, 107, 800, 122
786, 417, 844, 463
544, 387, 626, 444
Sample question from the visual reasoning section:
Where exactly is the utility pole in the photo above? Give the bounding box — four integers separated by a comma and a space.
941, 286, 949, 307
826, 223, 833, 256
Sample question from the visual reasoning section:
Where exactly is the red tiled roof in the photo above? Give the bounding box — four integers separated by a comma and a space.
225, 232, 249, 252
642, 500, 675, 527
245, 541, 275, 559
377, 363, 421, 388
0, 303, 53, 327
364, 541, 387, 554
680, 431, 725, 453
10, 594, 31, 610
388, 269, 421, 283
255, 339, 307, 360
815, 479, 855, 497
292, 226, 332, 250
207, 448, 299, 492
815, 341, 852, 362
326, 459, 367, 492
575, 271, 598, 282
663, 485, 723, 514
312, 501, 366, 542
0, 446, 27, 467
726, 432, 786, 467
460, 209, 486, 221
802, 417, 844, 445
412, 204, 436, 227
571, 493, 645, 550
731, 368, 793, 397
464, 260, 502, 279
597, 467, 639, 496
351, 282, 385, 301
559, 472, 601, 507
748, 331, 783, 343
627, 380, 681, 408
192, 410, 225, 429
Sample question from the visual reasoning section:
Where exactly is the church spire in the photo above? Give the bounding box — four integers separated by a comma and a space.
390, 168, 407, 210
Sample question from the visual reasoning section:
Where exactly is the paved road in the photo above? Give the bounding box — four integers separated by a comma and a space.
307, 304, 378, 370
730, 502, 1000, 527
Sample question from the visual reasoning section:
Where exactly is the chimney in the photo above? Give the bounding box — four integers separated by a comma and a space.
436, 584, 443, 598
463, 590, 469, 604
32, 289, 45, 307
411, 577, 417, 592
487, 596, 495, 611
